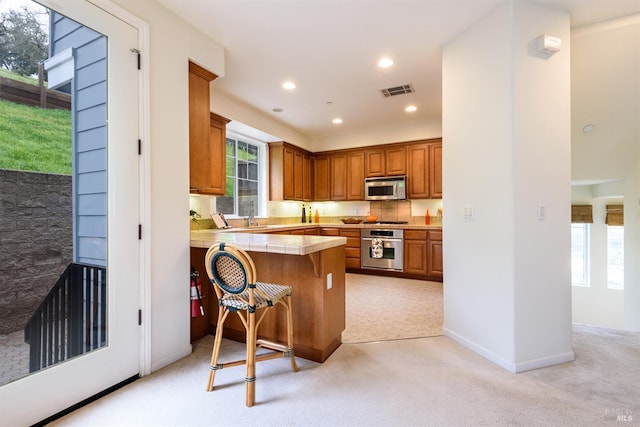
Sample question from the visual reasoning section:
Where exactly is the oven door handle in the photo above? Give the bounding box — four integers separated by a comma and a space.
362, 238, 402, 245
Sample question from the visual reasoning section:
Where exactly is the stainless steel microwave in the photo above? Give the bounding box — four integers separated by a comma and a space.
365, 176, 406, 200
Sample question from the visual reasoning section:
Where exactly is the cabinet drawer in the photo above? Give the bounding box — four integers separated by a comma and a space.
320, 228, 340, 236
345, 237, 360, 249
345, 247, 361, 259
345, 258, 361, 269
404, 230, 427, 240
428, 230, 442, 241
339, 228, 361, 238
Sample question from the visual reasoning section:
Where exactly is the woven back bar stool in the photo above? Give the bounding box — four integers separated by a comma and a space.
204, 243, 298, 407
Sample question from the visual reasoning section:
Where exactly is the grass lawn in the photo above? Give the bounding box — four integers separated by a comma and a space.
0, 68, 44, 86
0, 99, 71, 175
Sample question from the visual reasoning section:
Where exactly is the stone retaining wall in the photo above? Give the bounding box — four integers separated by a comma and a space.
0, 170, 72, 335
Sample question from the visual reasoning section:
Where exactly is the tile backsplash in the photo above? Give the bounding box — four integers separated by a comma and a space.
369, 200, 411, 222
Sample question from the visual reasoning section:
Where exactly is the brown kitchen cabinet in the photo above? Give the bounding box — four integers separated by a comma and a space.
365, 149, 385, 177
427, 230, 443, 278
404, 230, 428, 275
407, 139, 442, 199
189, 61, 229, 195
407, 143, 430, 199
340, 228, 361, 270
429, 142, 442, 198
303, 154, 313, 201
269, 142, 313, 201
313, 155, 331, 201
320, 227, 360, 270
365, 146, 407, 177
347, 150, 365, 200
330, 153, 348, 200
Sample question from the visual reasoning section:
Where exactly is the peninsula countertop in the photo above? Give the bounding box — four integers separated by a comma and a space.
190, 229, 347, 255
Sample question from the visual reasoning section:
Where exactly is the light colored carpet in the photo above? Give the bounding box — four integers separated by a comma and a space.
50, 324, 640, 427
342, 273, 443, 343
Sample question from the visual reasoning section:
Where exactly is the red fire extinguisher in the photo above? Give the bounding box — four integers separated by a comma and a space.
190, 268, 204, 317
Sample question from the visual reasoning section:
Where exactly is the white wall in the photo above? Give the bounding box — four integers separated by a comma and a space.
113, 0, 225, 372
442, 0, 573, 372
312, 119, 442, 152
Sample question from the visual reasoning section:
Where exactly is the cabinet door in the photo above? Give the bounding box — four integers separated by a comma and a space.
347, 150, 365, 200
283, 147, 295, 200
189, 64, 224, 194
386, 146, 407, 176
206, 114, 227, 195
429, 143, 442, 198
294, 150, 304, 200
330, 153, 347, 200
407, 143, 430, 199
314, 155, 331, 201
427, 230, 443, 277
404, 239, 428, 275
365, 149, 385, 177
303, 154, 313, 201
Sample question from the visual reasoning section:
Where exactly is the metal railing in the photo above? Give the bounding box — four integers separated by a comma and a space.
24, 262, 107, 373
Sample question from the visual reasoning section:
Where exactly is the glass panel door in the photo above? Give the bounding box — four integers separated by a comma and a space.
0, 0, 140, 424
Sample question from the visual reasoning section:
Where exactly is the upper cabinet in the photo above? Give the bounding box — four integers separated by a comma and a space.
407, 139, 441, 199
347, 150, 365, 200
330, 152, 348, 201
269, 142, 313, 201
429, 142, 443, 198
365, 146, 407, 178
313, 155, 331, 201
189, 61, 229, 195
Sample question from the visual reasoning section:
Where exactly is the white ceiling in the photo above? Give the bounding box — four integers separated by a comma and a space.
156, 0, 640, 140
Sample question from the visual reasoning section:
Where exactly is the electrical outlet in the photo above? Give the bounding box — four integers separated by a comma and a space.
326, 273, 332, 290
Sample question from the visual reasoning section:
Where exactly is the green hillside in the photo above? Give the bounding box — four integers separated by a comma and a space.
0, 99, 71, 175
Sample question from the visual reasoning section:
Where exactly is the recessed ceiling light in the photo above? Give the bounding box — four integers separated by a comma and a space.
583, 124, 595, 133
272, 107, 283, 113
332, 118, 343, 124
378, 57, 394, 68
282, 81, 296, 90
405, 105, 417, 112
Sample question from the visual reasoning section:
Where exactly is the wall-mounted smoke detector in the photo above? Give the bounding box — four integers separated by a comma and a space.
380, 84, 414, 97
536, 34, 561, 55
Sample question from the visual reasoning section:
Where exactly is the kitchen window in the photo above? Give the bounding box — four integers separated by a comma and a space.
571, 223, 589, 287
607, 226, 624, 290
217, 134, 266, 218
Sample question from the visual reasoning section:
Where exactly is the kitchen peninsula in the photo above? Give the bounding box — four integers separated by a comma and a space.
190, 230, 347, 362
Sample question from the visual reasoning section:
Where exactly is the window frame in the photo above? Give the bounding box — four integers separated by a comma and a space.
219, 132, 267, 218
570, 222, 590, 287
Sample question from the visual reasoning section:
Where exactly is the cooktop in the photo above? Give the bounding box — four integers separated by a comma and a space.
363, 221, 409, 225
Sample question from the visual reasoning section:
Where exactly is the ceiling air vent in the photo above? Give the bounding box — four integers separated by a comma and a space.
380, 84, 414, 98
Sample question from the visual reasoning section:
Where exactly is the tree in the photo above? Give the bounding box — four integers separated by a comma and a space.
0, 6, 48, 76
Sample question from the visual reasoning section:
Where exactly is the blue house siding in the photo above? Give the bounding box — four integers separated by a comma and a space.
50, 12, 107, 266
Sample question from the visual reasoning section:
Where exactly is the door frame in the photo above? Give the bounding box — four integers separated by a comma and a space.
0, 1, 151, 424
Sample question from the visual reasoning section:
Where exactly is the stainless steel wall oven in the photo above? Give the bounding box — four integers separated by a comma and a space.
361, 229, 404, 272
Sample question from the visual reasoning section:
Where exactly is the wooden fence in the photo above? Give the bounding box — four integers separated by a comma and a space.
0, 75, 71, 110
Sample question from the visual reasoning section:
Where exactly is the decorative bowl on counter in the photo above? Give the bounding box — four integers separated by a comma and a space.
341, 218, 363, 224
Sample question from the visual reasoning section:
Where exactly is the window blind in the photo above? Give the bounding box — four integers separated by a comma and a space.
605, 205, 623, 226
571, 205, 593, 223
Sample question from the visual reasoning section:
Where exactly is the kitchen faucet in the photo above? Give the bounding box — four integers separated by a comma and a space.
247, 201, 255, 227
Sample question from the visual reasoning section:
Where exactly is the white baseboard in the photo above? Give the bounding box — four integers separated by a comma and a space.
443, 327, 575, 373
149, 344, 192, 374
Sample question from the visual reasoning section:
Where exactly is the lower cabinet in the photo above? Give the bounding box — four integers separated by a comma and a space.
427, 230, 443, 278
404, 229, 443, 280
340, 228, 361, 269
404, 230, 428, 275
